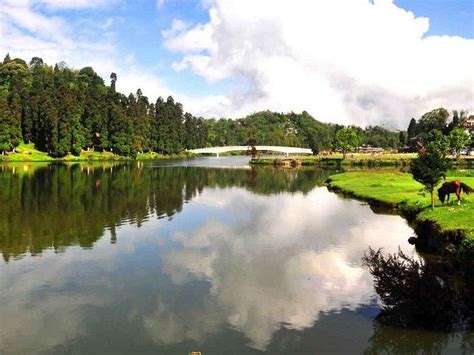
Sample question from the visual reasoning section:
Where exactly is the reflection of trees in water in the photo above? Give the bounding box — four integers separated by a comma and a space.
364, 323, 450, 355
0, 163, 330, 261
363, 247, 474, 354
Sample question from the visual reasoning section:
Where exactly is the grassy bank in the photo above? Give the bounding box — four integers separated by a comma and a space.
251, 153, 474, 168
0, 143, 194, 162
327, 171, 474, 240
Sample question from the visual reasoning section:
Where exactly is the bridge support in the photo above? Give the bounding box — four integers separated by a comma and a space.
216, 152, 219, 157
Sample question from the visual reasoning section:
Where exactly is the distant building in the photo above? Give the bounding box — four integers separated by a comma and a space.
357, 144, 385, 154
463, 117, 474, 136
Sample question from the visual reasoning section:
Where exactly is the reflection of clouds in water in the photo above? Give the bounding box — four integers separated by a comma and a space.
0, 226, 148, 353
155, 187, 414, 350
0, 186, 415, 353
143, 296, 224, 345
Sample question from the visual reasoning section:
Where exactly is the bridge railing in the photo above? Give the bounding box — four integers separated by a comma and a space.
187, 146, 313, 156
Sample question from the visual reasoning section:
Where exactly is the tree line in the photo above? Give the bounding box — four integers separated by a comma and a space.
0, 55, 208, 156
405, 108, 473, 155
2, 55, 470, 157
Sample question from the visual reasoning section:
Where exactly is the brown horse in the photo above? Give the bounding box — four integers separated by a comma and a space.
437, 180, 473, 205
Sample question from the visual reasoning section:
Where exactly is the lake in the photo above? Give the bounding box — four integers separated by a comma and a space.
0, 157, 471, 354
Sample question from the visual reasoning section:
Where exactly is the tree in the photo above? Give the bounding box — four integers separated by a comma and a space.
334, 127, 359, 159
407, 118, 417, 139
110, 72, 117, 92
3, 53, 10, 64
426, 129, 449, 154
108, 105, 133, 156
0, 93, 15, 153
411, 140, 451, 210
399, 131, 407, 146
448, 127, 470, 158
446, 110, 468, 134
417, 108, 449, 137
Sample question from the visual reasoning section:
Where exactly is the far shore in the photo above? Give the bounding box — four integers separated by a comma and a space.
250, 153, 474, 167
0, 143, 195, 163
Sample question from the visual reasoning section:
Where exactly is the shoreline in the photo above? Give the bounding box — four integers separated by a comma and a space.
326, 171, 474, 253
0, 149, 195, 163
251, 154, 474, 168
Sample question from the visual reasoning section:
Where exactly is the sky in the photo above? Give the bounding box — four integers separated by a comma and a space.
0, 0, 472, 129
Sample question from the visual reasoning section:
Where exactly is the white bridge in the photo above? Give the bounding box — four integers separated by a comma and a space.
187, 145, 313, 157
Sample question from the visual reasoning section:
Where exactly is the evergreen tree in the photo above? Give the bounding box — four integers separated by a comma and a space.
152, 97, 166, 153
108, 104, 133, 156
184, 112, 198, 149
407, 118, 417, 139
0, 93, 14, 153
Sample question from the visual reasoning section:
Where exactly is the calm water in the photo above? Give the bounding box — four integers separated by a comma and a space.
0, 158, 471, 354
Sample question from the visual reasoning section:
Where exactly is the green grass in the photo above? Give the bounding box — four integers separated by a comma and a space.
0, 143, 194, 162
328, 171, 474, 239
62, 150, 129, 161
136, 151, 193, 160
0, 143, 54, 162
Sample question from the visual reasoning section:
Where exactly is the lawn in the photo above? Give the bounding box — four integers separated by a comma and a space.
0, 143, 54, 162
328, 171, 474, 239
0, 143, 193, 162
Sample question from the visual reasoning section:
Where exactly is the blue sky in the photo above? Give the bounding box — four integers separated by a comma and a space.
0, 0, 473, 127
37, 0, 472, 96
395, 0, 473, 38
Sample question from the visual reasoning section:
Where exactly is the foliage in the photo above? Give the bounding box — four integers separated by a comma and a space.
204, 111, 402, 153
406, 108, 472, 155
425, 129, 450, 154
412, 137, 451, 209
0, 55, 450, 159
0, 164, 328, 261
449, 127, 471, 157
407, 117, 417, 139
363, 247, 473, 330
334, 127, 359, 159
416, 108, 450, 138
0, 56, 206, 157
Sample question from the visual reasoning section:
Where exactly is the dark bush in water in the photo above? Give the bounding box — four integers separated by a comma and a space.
362, 247, 474, 331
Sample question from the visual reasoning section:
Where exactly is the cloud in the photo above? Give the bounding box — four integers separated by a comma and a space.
155, 187, 415, 350
0, 0, 228, 117
164, 0, 474, 128
1, 0, 471, 128
0, 0, 177, 101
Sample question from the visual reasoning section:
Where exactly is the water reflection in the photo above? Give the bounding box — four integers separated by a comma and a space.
0, 162, 470, 354
153, 187, 414, 350
0, 163, 328, 262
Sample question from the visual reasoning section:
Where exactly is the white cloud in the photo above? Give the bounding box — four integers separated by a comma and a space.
155, 187, 415, 350
1, 0, 472, 128
164, 0, 474, 128
0, 0, 177, 101
0, 0, 227, 117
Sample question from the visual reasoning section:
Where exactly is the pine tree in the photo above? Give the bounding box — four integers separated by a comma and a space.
0, 93, 13, 153
407, 118, 417, 139
108, 104, 133, 156
152, 97, 166, 153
